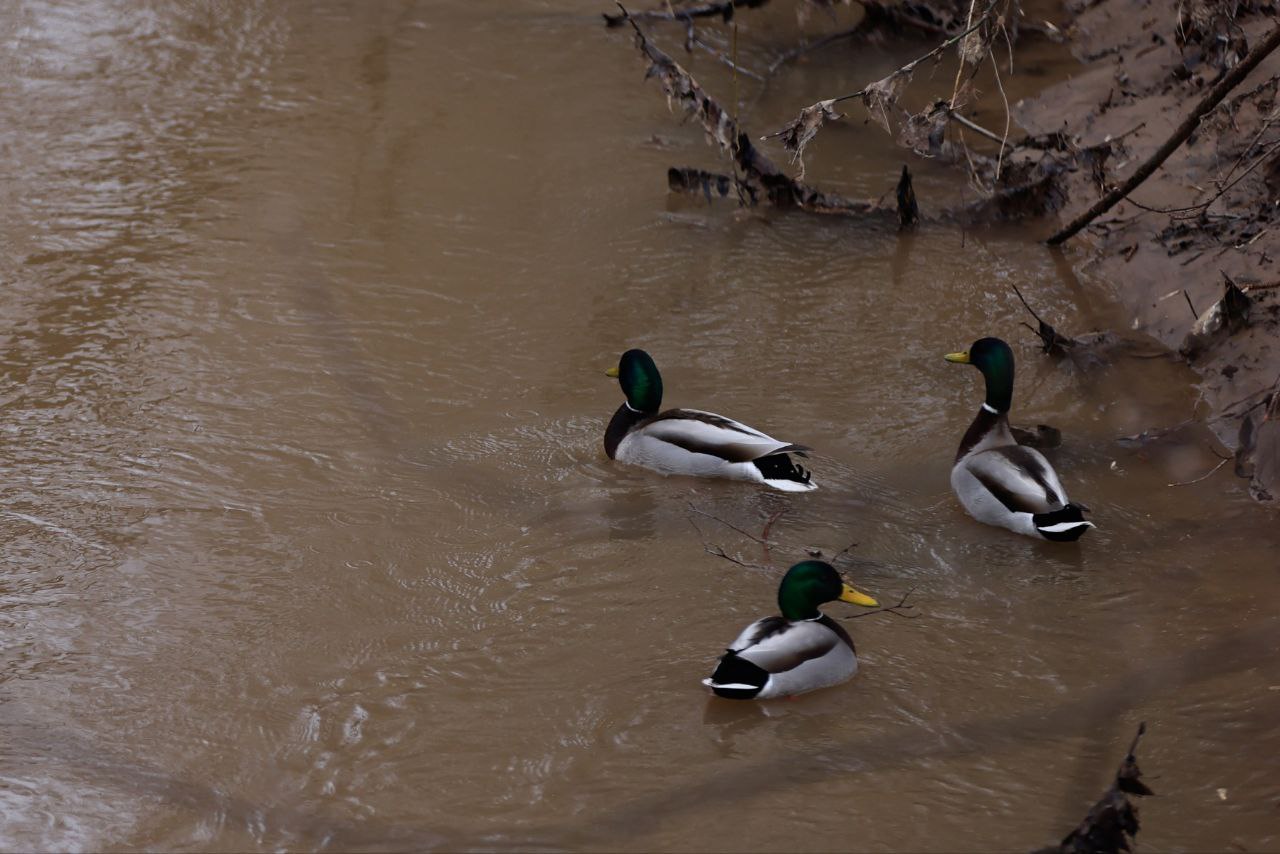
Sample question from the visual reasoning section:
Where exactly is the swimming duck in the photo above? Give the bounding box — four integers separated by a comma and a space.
945, 337, 1094, 541
604, 349, 816, 492
703, 561, 878, 700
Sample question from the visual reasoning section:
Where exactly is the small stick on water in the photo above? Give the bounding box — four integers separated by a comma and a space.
687, 502, 767, 544
1167, 457, 1228, 487
1183, 289, 1199, 320
760, 508, 787, 542
1011, 282, 1050, 328
703, 544, 771, 571
829, 539, 859, 564
760, 507, 787, 561
843, 586, 919, 620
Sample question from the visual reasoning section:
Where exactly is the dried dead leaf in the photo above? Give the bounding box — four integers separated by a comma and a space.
863, 70, 911, 135
957, 24, 988, 68
898, 101, 949, 156
774, 99, 842, 178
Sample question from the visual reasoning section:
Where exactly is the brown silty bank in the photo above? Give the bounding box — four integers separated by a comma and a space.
1014, 0, 1280, 502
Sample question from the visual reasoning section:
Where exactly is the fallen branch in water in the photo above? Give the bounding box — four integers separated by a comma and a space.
1047, 22, 1280, 245
667, 166, 743, 202
1011, 282, 1076, 357
1035, 722, 1154, 854
1167, 456, 1229, 487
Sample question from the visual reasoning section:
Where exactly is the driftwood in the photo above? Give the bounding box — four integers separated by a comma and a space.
1047, 22, 1280, 245
1034, 723, 1154, 854
667, 166, 741, 202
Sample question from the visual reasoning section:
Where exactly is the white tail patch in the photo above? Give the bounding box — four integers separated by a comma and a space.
763, 478, 819, 493
703, 679, 757, 690
1037, 520, 1096, 533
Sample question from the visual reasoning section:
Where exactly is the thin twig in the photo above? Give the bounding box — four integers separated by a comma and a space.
1183, 289, 1199, 320
1128, 136, 1280, 217
1166, 457, 1228, 487
760, 508, 787, 542
1214, 107, 1279, 190
703, 544, 771, 570
767, 24, 863, 76
691, 35, 765, 80
948, 0, 980, 110
842, 586, 920, 620
947, 109, 1012, 149
801, 0, 999, 111
687, 502, 767, 544
830, 539, 860, 564
1010, 282, 1049, 327
989, 44, 1012, 182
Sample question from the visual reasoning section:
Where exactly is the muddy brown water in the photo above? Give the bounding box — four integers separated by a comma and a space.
2, 2, 1278, 851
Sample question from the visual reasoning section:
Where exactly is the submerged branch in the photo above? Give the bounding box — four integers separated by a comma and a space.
1037, 722, 1154, 854
1011, 282, 1075, 356
603, 0, 770, 27
687, 502, 768, 544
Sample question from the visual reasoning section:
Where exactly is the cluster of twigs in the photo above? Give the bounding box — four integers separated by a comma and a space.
686, 502, 919, 620
763, 0, 1005, 175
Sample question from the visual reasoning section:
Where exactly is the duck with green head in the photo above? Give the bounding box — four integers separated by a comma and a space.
604, 349, 817, 492
703, 561, 879, 700
945, 337, 1093, 541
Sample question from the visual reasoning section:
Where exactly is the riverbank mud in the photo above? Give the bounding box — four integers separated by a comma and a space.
1015, 0, 1280, 503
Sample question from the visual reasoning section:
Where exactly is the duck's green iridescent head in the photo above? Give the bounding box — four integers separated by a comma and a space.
605, 348, 663, 413
945, 336, 1014, 413
777, 561, 878, 621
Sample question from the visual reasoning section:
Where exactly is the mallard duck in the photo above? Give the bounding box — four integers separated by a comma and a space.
604, 349, 816, 492
945, 337, 1094, 541
703, 561, 878, 700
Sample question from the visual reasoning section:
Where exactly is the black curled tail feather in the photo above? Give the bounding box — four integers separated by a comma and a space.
751, 452, 812, 486
706, 651, 768, 700
1033, 503, 1094, 542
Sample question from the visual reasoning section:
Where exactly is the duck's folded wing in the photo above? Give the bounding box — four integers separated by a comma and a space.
966, 446, 1066, 514
730, 619, 839, 673
640, 409, 808, 463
